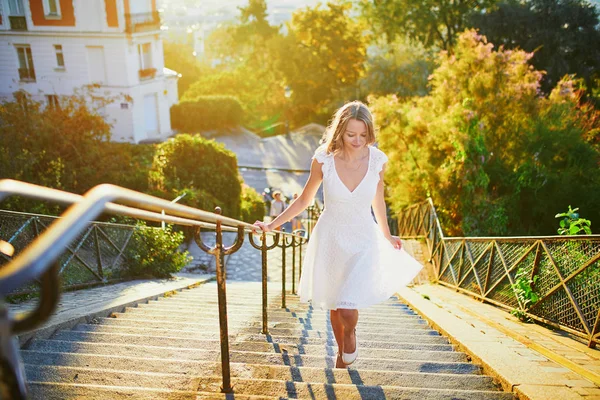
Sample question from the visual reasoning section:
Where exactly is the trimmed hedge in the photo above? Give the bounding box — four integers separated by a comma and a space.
240, 185, 265, 223
170, 96, 244, 133
149, 134, 242, 218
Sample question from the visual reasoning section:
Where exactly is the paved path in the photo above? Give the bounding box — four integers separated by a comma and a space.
399, 282, 600, 399
9, 273, 213, 345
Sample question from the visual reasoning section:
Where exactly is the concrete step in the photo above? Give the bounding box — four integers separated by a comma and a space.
27, 381, 279, 399
134, 303, 421, 321
156, 296, 414, 311
51, 330, 455, 352
32, 334, 465, 362
24, 362, 502, 391
25, 366, 511, 399
122, 306, 424, 323
73, 323, 450, 344
198, 376, 514, 400
145, 302, 417, 317
26, 339, 468, 365
108, 312, 429, 329
22, 350, 481, 375
96, 317, 437, 336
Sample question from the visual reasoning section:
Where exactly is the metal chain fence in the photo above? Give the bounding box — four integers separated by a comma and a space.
397, 199, 600, 348
0, 210, 135, 296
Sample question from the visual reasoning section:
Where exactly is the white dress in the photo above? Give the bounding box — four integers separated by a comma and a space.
298, 145, 424, 310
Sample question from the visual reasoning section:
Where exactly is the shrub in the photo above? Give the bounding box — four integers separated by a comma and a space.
125, 222, 191, 278
240, 185, 265, 223
149, 134, 242, 218
170, 96, 244, 133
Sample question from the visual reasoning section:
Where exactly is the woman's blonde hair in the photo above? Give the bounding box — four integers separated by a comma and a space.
320, 100, 376, 154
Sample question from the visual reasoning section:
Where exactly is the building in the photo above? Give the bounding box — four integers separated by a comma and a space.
0, 0, 179, 143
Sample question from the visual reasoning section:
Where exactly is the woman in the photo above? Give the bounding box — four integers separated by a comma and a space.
253, 101, 423, 368
290, 193, 306, 231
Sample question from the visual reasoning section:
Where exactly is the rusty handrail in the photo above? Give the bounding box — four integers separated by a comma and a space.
0, 179, 308, 397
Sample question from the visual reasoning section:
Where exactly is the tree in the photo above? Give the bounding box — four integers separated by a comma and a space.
471, 0, 600, 93
358, 37, 435, 99
0, 88, 156, 213
373, 30, 600, 236
360, 0, 498, 50
162, 40, 206, 97
275, 2, 369, 124
194, 0, 287, 128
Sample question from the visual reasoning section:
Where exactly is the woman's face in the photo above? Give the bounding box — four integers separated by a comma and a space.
342, 119, 368, 150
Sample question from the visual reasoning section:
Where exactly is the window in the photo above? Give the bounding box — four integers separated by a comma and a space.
8, 0, 25, 15
54, 45, 64, 68
138, 43, 153, 69
46, 95, 60, 109
15, 45, 35, 81
43, 0, 61, 18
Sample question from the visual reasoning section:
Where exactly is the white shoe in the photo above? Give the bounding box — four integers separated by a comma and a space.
342, 329, 358, 365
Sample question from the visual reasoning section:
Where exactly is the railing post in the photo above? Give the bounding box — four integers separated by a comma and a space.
281, 228, 287, 308
194, 208, 246, 394
299, 236, 303, 283
93, 226, 104, 280
261, 232, 268, 333
249, 231, 279, 335
214, 210, 232, 393
292, 235, 296, 295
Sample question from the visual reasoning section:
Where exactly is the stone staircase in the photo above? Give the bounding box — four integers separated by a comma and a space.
22, 281, 514, 399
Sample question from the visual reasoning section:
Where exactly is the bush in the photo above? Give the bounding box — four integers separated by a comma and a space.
149, 134, 242, 218
240, 185, 265, 223
170, 96, 244, 133
125, 222, 191, 278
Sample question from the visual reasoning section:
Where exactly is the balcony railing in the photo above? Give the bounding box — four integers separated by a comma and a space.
125, 11, 160, 33
9, 16, 27, 31
18, 68, 36, 82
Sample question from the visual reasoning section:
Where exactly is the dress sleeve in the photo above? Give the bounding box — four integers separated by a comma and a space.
371, 146, 389, 175
312, 146, 332, 178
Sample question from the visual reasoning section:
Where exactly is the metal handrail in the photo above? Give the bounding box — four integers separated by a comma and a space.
397, 198, 600, 348
0, 179, 308, 397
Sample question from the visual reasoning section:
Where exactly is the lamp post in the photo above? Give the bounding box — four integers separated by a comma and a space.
161, 192, 187, 229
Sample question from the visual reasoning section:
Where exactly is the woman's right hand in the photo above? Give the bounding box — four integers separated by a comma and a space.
253, 221, 273, 233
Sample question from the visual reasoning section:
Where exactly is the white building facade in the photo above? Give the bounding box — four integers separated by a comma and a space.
0, 0, 179, 143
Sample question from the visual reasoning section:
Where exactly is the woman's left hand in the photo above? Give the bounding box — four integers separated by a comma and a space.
387, 235, 402, 250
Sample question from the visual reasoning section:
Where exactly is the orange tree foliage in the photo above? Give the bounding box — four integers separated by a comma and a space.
374, 30, 600, 236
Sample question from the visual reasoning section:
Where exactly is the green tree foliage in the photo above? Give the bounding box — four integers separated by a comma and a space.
171, 96, 244, 132
471, 0, 600, 94
374, 30, 600, 236
240, 185, 266, 223
276, 2, 368, 124
359, 0, 498, 50
149, 134, 242, 218
0, 89, 147, 212
0, 89, 156, 212
125, 222, 191, 278
189, 1, 286, 129
359, 37, 434, 99
163, 40, 206, 98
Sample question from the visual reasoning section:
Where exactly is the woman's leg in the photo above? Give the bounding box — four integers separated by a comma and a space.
338, 309, 358, 355
330, 310, 346, 368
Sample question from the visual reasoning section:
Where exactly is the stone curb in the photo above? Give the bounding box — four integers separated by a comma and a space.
397, 286, 588, 400
17, 275, 215, 347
